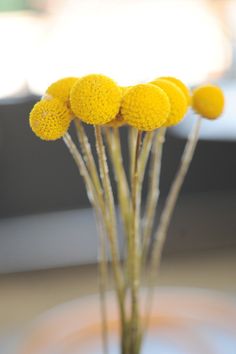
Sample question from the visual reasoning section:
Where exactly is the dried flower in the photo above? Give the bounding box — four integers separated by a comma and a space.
192, 84, 224, 119
106, 86, 131, 128
30, 98, 71, 141
121, 86, 132, 94
120, 84, 170, 131
27, 71, 226, 354
70, 74, 122, 125
151, 79, 187, 126
45, 77, 78, 108
160, 76, 191, 105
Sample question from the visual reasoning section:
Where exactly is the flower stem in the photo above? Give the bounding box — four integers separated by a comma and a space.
96, 212, 109, 354
105, 127, 131, 240
135, 131, 155, 263
63, 132, 111, 354
142, 127, 166, 263
105, 127, 133, 306
129, 130, 142, 354
138, 132, 154, 188
63, 132, 97, 206
129, 127, 138, 185
145, 116, 201, 330
94, 126, 127, 354
74, 119, 103, 199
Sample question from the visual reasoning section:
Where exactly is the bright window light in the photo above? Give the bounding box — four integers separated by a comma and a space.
0, 12, 45, 98
0, 0, 232, 98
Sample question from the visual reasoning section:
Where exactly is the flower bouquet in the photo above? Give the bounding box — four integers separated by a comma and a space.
29, 75, 224, 354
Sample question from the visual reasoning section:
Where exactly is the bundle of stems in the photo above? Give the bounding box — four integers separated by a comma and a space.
63, 116, 201, 354
29, 73, 224, 354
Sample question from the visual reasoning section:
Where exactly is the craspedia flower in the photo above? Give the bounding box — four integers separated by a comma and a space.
70, 74, 122, 125
45, 77, 78, 108
120, 86, 132, 95
160, 76, 191, 105
105, 86, 131, 128
120, 84, 170, 131
151, 79, 187, 126
192, 84, 224, 120
30, 98, 71, 141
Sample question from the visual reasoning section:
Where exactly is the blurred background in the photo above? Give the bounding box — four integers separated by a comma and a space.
0, 0, 236, 352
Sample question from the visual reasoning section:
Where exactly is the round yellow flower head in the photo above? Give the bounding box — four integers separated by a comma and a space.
160, 76, 191, 105
151, 79, 187, 126
105, 86, 132, 128
120, 83, 170, 131
70, 74, 122, 125
192, 84, 224, 120
120, 86, 132, 94
30, 98, 71, 141
45, 77, 78, 107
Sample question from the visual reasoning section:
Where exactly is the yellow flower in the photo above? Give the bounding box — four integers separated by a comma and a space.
160, 76, 191, 105
70, 74, 122, 125
30, 98, 72, 141
105, 86, 132, 128
151, 79, 187, 126
120, 86, 132, 94
45, 77, 78, 108
192, 84, 224, 119
120, 84, 170, 131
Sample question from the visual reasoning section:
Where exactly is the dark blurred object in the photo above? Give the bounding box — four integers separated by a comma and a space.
0, 97, 87, 218
0, 97, 236, 218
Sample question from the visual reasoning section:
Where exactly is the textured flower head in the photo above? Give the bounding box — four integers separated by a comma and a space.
120, 86, 132, 94
192, 84, 224, 119
120, 84, 170, 131
160, 76, 191, 105
30, 98, 72, 141
151, 79, 187, 126
70, 74, 122, 125
105, 86, 132, 128
45, 77, 78, 108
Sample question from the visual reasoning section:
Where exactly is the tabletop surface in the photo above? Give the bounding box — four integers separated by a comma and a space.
1, 248, 236, 334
